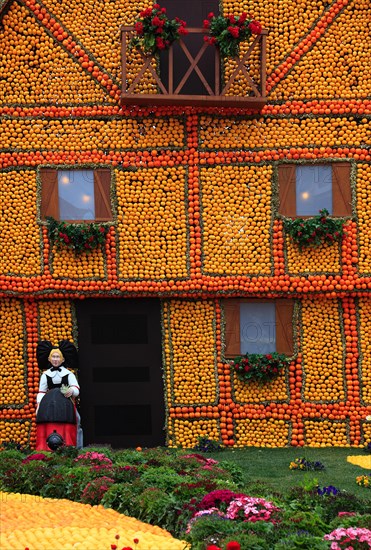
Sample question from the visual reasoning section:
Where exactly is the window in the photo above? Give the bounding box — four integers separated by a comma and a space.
223, 299, 294, 358
40, 168, 112, 222
278, 163, 351, 217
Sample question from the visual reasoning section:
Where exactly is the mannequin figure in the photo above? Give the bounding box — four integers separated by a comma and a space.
35, 340, 83, 450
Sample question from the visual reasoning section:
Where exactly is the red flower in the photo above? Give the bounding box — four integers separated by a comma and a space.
155, 37, 166, 49
207, 12, 214, 18
178, 25, 188, 35
207, 546, 221, 550
238, 12, 248, 25
228, 26, 239, 38
133, 540, 139, 545
111, 546, 117, 550
139, 8, 152, 17
248, 20, 262, 34
228, 14, 236, 23
152, 16, 164, 27
134, 21, 144, 35
203, 19, 210, 29
153, 3, 160, 8
227, 542, 241, 550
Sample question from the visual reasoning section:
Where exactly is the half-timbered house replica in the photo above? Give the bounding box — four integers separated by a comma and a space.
0, 0, 370, 449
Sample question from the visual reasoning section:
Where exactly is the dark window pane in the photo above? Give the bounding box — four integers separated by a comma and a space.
95, 405, 152, 435
91, 314, 148, 344
93, 367, 150, 383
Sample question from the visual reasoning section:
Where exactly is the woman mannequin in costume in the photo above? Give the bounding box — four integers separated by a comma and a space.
36, 340, 83, 450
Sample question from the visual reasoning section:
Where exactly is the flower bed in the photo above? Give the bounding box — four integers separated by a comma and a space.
1, 446, 370, 549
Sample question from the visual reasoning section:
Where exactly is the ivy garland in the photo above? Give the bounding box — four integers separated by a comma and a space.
46, 217, 109, 255
283, 209, 346, 251
231, 352, 291, 385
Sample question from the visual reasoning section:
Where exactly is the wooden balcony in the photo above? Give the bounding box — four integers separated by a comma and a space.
121, 27, 267, 109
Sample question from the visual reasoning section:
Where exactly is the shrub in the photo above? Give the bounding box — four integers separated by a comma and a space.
81, 476, 115, 505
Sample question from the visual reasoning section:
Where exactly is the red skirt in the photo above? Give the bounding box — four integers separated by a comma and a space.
36, 423, 77, 451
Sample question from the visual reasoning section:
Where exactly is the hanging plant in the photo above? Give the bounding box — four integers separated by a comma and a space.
46, 217, 109, 255
130, 3, 188, 56
283, 209, 346, 251
231, 352, 290, 385
203, 12, 262, 58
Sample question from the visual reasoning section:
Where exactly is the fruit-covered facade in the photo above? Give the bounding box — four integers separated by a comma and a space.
0, 0, 370, 449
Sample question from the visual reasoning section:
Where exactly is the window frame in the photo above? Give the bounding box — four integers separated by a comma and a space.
278, 162, 352, 218
223, 299, 295, 359
39, 167, 112, 223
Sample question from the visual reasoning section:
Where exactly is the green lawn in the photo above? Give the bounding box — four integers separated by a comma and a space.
207, 447, 371, 498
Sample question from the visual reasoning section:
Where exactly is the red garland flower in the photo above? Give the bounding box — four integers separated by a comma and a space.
131, 4, 187, 56
203, 12, 262, 57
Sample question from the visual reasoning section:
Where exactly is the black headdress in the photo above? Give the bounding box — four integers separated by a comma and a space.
36, 340, 79, 371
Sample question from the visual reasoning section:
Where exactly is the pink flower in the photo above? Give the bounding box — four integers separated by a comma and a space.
248, 20, 262, 34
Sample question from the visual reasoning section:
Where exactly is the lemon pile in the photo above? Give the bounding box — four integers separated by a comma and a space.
0, 492, 189, 550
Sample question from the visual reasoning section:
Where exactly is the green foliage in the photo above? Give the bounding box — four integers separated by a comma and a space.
130, 4, 187, 56
203, 12, 262, 58
137, 487, 181, 530
0, 457, 24, 492
217, 460, 245, 487
46, 216, 109, 254
231, 352, 290, 384
140, 465, 186, 491
21, 460, 55, 495
280, 510, 329, 536
283, 208, 346, 251
101, 480, 144, 516
274, 532, 329, 549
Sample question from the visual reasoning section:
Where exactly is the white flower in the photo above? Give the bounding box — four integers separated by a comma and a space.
60, 384, 70, 396
366, 415, 371, 421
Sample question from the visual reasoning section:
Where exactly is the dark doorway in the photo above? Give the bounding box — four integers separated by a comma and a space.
76, 299, 165, 448
160, 0, 219, 95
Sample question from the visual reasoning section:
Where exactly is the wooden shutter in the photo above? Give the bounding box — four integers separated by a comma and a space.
332, 163, 352, 216
40, 169, 59, 219
94, 169, 112, 221
275, 299, 294, 356
278, 164, 296, 216
223, 300, 241, 358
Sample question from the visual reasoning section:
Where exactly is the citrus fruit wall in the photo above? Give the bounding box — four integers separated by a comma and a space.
0, 0, 370, 448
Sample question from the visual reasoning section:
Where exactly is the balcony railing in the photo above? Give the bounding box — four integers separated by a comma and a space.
121, 27, 267, 108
